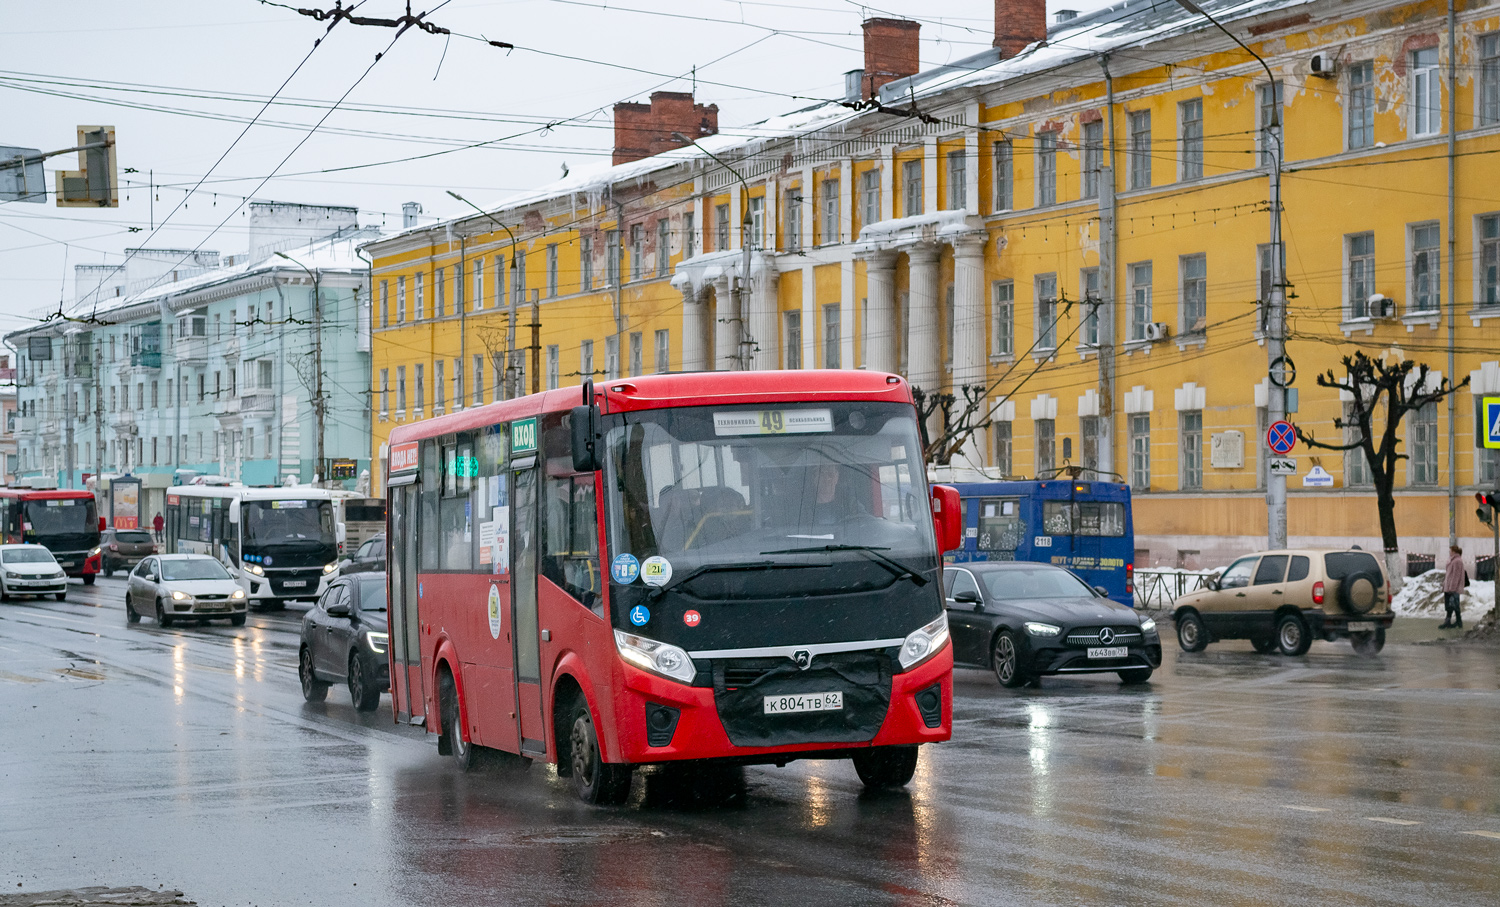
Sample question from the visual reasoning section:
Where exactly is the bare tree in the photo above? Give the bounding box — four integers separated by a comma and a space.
1293, 350, 1469, 581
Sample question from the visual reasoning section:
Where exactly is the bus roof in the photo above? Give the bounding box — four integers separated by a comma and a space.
0, 488, 96, 500
166, 485, 349, 502
387, 369, 914, 446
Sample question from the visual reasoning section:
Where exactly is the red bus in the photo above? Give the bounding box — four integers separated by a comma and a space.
381, 370, 961, 803
0, 488, 103, 582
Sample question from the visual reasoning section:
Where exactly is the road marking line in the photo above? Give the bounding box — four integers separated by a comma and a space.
1281, 805, 1330, 812
1462, 830, 1500, 840
1366, 817, 1422, 826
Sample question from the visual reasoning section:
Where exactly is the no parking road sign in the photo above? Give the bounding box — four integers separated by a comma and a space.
1266, 420, 1297, 455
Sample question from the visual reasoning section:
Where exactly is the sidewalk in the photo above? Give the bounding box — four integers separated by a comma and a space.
1391, 616, 1482, 644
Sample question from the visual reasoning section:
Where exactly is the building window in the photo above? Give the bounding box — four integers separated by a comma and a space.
580, 236, 593, 290
946, 150, 967, 211
1180, 253, 1207, 335
748, 196, 765, 250
657, 219, 670, 277
605, 231, 619, 287
902, 159, 923, 217
1410, 223, 1440, 314
581, 339, 594, 379
414, 363, 425, 411
546, 345, 559, 390
629, 332, 642, 377
397, 276, 406, 323
473, 355, 484, 406
434, 360, 445, 411
436, 267, 447, 317
784, 311, 802, 369
547, 243, 559, 297
452, 358, 463, 409
393, 367, 404, 413
1257, 82, 1283, 167
860, 169, 880, 227
1036, 132, 1056, 207
715, 204, 730, 251
1412, 47, 1441, 137
992, 141, 1013, 212
1128, 110, 1151, 189
820, 179, 839, 244
1035, 273, 1058, 351
654, 329, 669, 373
1179, 99, 1203, 181
992, 280, 1014, 357
1035, 418, 1055, 477
1129, 413, 1150, 491
473, 260, 483, 311
1080, 415, 1100, 474
605, 336, 619, 380
378, 283, 389, 328
629, 225, 644, 280
785, 189, 803, 251
1128, 261, 1153, 341
1345, 232, 1376, 319
1180, 410, 1202, 490
1344, 402, 1371, 487
1410, 401, 1438, 485
1481, 34, 1500, 127
1348, 61, 1375, 149
1480, 214, 1500, 307
1081, 120, 1103, 198
994, 420, 1013, 475
413, 272, 424, 320
822, 304, 841, 369
1080, 267, 1100, 346
684, 212, 696, 260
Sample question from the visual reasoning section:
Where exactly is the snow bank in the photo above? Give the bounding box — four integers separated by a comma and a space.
1391, 569, 1496, 621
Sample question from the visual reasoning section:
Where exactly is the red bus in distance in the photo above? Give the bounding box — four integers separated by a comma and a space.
382, 370, 961, 804
0, 488, 103, 582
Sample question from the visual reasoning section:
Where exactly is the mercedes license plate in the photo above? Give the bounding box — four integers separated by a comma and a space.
763, 691, 843, 715
282, 580, 307, 588
1347, 621, 1376, 632
1087, 646, 1128, 659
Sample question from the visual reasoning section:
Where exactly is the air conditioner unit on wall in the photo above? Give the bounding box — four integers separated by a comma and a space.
1368, 294, 1396, 318
1310, 53, 1337, 77
1144, 322, 1170, 342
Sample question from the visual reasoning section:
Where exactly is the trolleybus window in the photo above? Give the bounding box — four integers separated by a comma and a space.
976, 498, 1023, 554
1041, 500, 1126, 537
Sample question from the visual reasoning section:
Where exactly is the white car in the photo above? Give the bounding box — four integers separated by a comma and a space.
0, 544, 69, 602
126, 554, 248, 627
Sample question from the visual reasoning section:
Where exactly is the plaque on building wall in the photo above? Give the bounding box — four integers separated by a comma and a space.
1210, 430, 1244, 469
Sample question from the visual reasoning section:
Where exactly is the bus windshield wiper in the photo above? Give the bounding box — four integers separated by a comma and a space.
759, 544, 929, 586
648, 559, 818, 600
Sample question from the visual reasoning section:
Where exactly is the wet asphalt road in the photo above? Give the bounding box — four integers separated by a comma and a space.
2, 577, 1498, 907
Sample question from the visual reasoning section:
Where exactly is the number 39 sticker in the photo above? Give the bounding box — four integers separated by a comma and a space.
641, 556, 673, 587
683, 609, 701, 627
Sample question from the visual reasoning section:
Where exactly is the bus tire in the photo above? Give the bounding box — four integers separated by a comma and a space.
852, 745, 919, 789
439, 669, 477, 772
568, 695, 632, 805
155, 598, 174, 628
82, 575, 95, 586
349, 651, 382, 713
298, 646, 329, 702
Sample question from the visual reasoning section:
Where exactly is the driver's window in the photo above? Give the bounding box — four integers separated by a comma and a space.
948, 570, 980, 602
1219, 557, 1257, 589
316, 586, 338, 611
135, 559, 153, 579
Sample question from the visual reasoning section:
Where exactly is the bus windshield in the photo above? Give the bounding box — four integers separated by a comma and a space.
25, 499, 97, 538
242, 500, 335, 547
604, 402, 934, 578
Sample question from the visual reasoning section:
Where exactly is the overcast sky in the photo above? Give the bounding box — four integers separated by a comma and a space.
0, 0, 1116, 335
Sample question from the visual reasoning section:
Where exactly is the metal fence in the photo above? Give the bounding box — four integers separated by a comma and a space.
1406, 553, 1435, 577
1133, 569, 1217, 610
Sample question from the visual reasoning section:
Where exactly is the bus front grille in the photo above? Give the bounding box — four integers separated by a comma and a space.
711, 651, 893, 748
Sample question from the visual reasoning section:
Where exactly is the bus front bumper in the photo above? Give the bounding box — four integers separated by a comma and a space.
53, 550, 101, 578
613, 645, 952, 765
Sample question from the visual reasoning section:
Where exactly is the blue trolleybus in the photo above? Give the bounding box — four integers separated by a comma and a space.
933, 469, 1135, 606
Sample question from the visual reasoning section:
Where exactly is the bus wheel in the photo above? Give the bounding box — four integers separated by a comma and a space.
852, 745, 919, 789
155, 599, 174, 628
568, 696, 632, 805
298, 647, 329, 702
83, 575, 95, 586
439, 670, 477, 772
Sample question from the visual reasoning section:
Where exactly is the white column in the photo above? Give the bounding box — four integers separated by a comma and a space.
801, 264, 816, 368
922, 137, 938, 215
862, 250, 898, 373
714, 275, 737, 371
680, 284, 706, 371
800, 166, 815, 245
839, 161, 855, 367
951, 234, 987, 387
964, 119, 980, 214
749, 257, 779, 371
906, 244, 941, 392
878, 145, 894, 223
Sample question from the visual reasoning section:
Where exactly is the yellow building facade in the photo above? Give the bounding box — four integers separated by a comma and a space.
367, 0, 1500, 568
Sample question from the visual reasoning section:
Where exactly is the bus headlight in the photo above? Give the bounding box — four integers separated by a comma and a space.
366, 632, 388, 654
171, 590, 190, 601
243, 563, 264, 577
323, 562, 338, 575
899, 613, 950, 670
231, 589, 246, 600
614, 630, 696, 684
88, 547, 102, 557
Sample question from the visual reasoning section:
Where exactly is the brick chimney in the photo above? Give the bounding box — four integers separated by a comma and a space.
994, 0, 1048, 57
613, 91, 719, 166
861, 18, 921, 99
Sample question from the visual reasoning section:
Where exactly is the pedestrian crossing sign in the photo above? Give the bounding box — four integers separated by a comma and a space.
1483, 397, 1500, 450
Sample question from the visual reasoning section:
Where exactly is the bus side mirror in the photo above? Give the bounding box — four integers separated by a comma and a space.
570, 403, 600, 473
930, 485, 962, 553
228, 500, 240, 525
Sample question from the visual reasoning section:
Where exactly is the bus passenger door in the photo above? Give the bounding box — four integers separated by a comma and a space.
511, 462, 547, 755
390, 483, 424, 724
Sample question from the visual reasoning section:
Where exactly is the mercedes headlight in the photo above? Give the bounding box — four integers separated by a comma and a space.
230, 589, 246, 600
898, 613, 950, 670
366, 632, 388, 654
171, 590, 190, 601
614, 630, 695, 684
1139, 618, 1157, 634
243, 563, 264, 577
323, 562, 338, 575
1024, 621, 1062, 637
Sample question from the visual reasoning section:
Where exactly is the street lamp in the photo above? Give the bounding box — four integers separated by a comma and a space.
1173, 0, 1289, 549
274, 251, 325, 486
447, 190, 523, 396
672, 132, 755, 369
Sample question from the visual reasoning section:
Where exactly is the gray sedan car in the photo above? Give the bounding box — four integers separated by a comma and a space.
126, 554, 248, 627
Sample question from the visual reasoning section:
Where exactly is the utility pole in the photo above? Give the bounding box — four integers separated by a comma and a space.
614, 198, 626, 379
63, 333, 75, 489
275, 252, 324, 485
93, 346, 103, 492
529, 296, 541, 396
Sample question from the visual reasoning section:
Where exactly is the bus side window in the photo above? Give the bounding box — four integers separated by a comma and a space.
419, 441, 441, 572
440, 432, 477, 571
542, 474, 601, 616
978, 497, 1023, 553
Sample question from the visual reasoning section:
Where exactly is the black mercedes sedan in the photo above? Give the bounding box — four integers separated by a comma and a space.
299, 572, 389, 712
944, 561, 1160, 688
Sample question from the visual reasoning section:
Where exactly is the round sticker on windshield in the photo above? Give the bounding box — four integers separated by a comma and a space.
263, 556, 273, 567
611, 553, 640, 584
641, 556, 673, 588
629, 604, 651, 626
487, 584, 502, 640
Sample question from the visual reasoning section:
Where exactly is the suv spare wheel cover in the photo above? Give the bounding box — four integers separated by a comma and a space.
1342, 573, 1379, 613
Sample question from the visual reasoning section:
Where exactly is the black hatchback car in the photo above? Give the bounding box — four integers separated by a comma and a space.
340, 533, 385, 575
944, 561, 1161, 687
298, 573, 388, 712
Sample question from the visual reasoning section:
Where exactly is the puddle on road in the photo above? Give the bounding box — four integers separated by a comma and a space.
504, 827, 668, 847
55, 666, 106, 681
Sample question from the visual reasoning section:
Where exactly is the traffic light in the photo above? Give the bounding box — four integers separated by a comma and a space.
1477, 491, 1499, 527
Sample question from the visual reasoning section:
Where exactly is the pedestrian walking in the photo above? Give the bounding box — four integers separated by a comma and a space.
1440, 545, 1467, 629
152, 512, 164, 544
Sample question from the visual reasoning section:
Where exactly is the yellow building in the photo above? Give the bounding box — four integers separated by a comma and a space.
366, 0, 1500, 570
